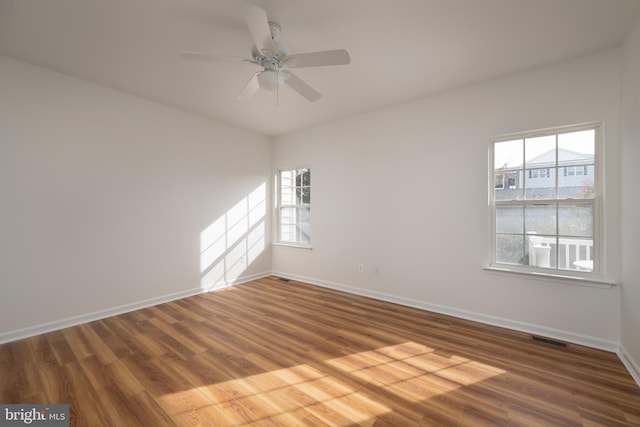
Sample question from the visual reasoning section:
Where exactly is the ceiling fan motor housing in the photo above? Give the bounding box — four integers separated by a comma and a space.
251, 38, 289, 63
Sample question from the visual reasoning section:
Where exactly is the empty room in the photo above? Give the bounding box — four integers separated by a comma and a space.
2, 0, 640, 425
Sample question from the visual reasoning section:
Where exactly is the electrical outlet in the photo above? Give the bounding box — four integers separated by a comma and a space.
358, 264, 364, 273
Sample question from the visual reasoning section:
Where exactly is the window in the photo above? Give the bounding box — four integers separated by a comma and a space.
529, 168, 550, 179
490, 124, 599, 275
277, 168, 311, 245
564, 166, 588, 176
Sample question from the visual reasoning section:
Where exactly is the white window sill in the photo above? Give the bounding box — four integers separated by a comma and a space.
484, 265, 616, 288
272, 242, 313, 250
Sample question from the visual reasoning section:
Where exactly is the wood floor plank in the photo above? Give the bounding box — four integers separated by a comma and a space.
37, 362, 70, 403
29, 334, 58, 365
1, 365, 40, 403
1, 275, 639, 426
62, 361, 117, 426
46, 330, 78, 366
77, 323, 119, 364
62, 326, 95, 362
94, 383, 146, 426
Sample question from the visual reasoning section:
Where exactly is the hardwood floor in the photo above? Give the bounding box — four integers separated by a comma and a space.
1, 276, 639, 426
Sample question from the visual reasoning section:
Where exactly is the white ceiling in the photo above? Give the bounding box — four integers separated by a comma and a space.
1, 0, 639, 136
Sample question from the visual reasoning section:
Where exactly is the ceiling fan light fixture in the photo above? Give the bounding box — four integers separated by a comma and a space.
257, 70, 284, 92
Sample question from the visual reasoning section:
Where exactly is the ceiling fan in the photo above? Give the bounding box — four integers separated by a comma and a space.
181, 4, 350, 103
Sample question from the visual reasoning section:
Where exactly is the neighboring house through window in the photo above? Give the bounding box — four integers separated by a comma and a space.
277, 167, 311, 245
490, 124, 599, 276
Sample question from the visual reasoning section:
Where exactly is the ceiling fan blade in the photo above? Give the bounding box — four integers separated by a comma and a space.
284, 71, 322, 102
286, 49, 351, 68
181, 51, 254, 63
242, 4, 276, 58
236, 72, 261, 100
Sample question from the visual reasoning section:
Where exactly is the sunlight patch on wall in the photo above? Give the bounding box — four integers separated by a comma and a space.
200, 183, 266, 291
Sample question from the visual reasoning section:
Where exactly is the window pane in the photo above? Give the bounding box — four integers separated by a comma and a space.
281, 170, 293, 187
281, 185, 294, 205
496, 234, 524, 264
280, 170, 295, 205
557, 237, 593, 271
526, 235, 556, 268
280, 206, 310, 244
525, 205, 556, 235
557, 130, 595, 199
296, 186, 310, 204
558, 130, 594, 161
496, 205, 523, 234
297, 205, 310, 222
558, 165, 594, 199
494, 139, 522, 170
525, 135, 556, 168
494, 140, 523, 201
280, 224, 294, 242
301, 169, 311, 186
525, 168, 556, 199
297, 225, 310, 244
559, 204, 593, 237
296, 206, 311, 243
280, 207, 296, 242
495, 172, 523, 200
280, 206, 295, 222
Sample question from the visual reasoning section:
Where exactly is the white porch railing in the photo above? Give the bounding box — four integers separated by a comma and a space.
528, 236, 593, 271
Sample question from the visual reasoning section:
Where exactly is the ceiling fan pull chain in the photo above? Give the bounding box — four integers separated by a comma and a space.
276, 69, 280, 106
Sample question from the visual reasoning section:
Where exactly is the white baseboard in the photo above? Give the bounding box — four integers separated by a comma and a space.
618, 346, 640, 388
0, 271, 271, 344
272, 271, 620, 353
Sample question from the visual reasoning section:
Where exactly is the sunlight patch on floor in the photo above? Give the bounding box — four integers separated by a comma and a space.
159, 341, 505, 425
160, 362, 391, 426
326, 342, 506, 403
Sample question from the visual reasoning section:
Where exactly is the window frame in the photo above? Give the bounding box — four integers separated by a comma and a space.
275, 166, 312, 248
488, 122, 605, 282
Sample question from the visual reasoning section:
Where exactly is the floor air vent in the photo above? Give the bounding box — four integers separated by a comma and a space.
278, 277, 291, 282
530, 335, 569, 349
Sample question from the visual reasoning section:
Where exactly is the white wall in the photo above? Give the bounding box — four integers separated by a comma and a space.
272, 49, 623, 349
621, 16, 640, 376
1, 42, 633, 358
0, 55, 272, 340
